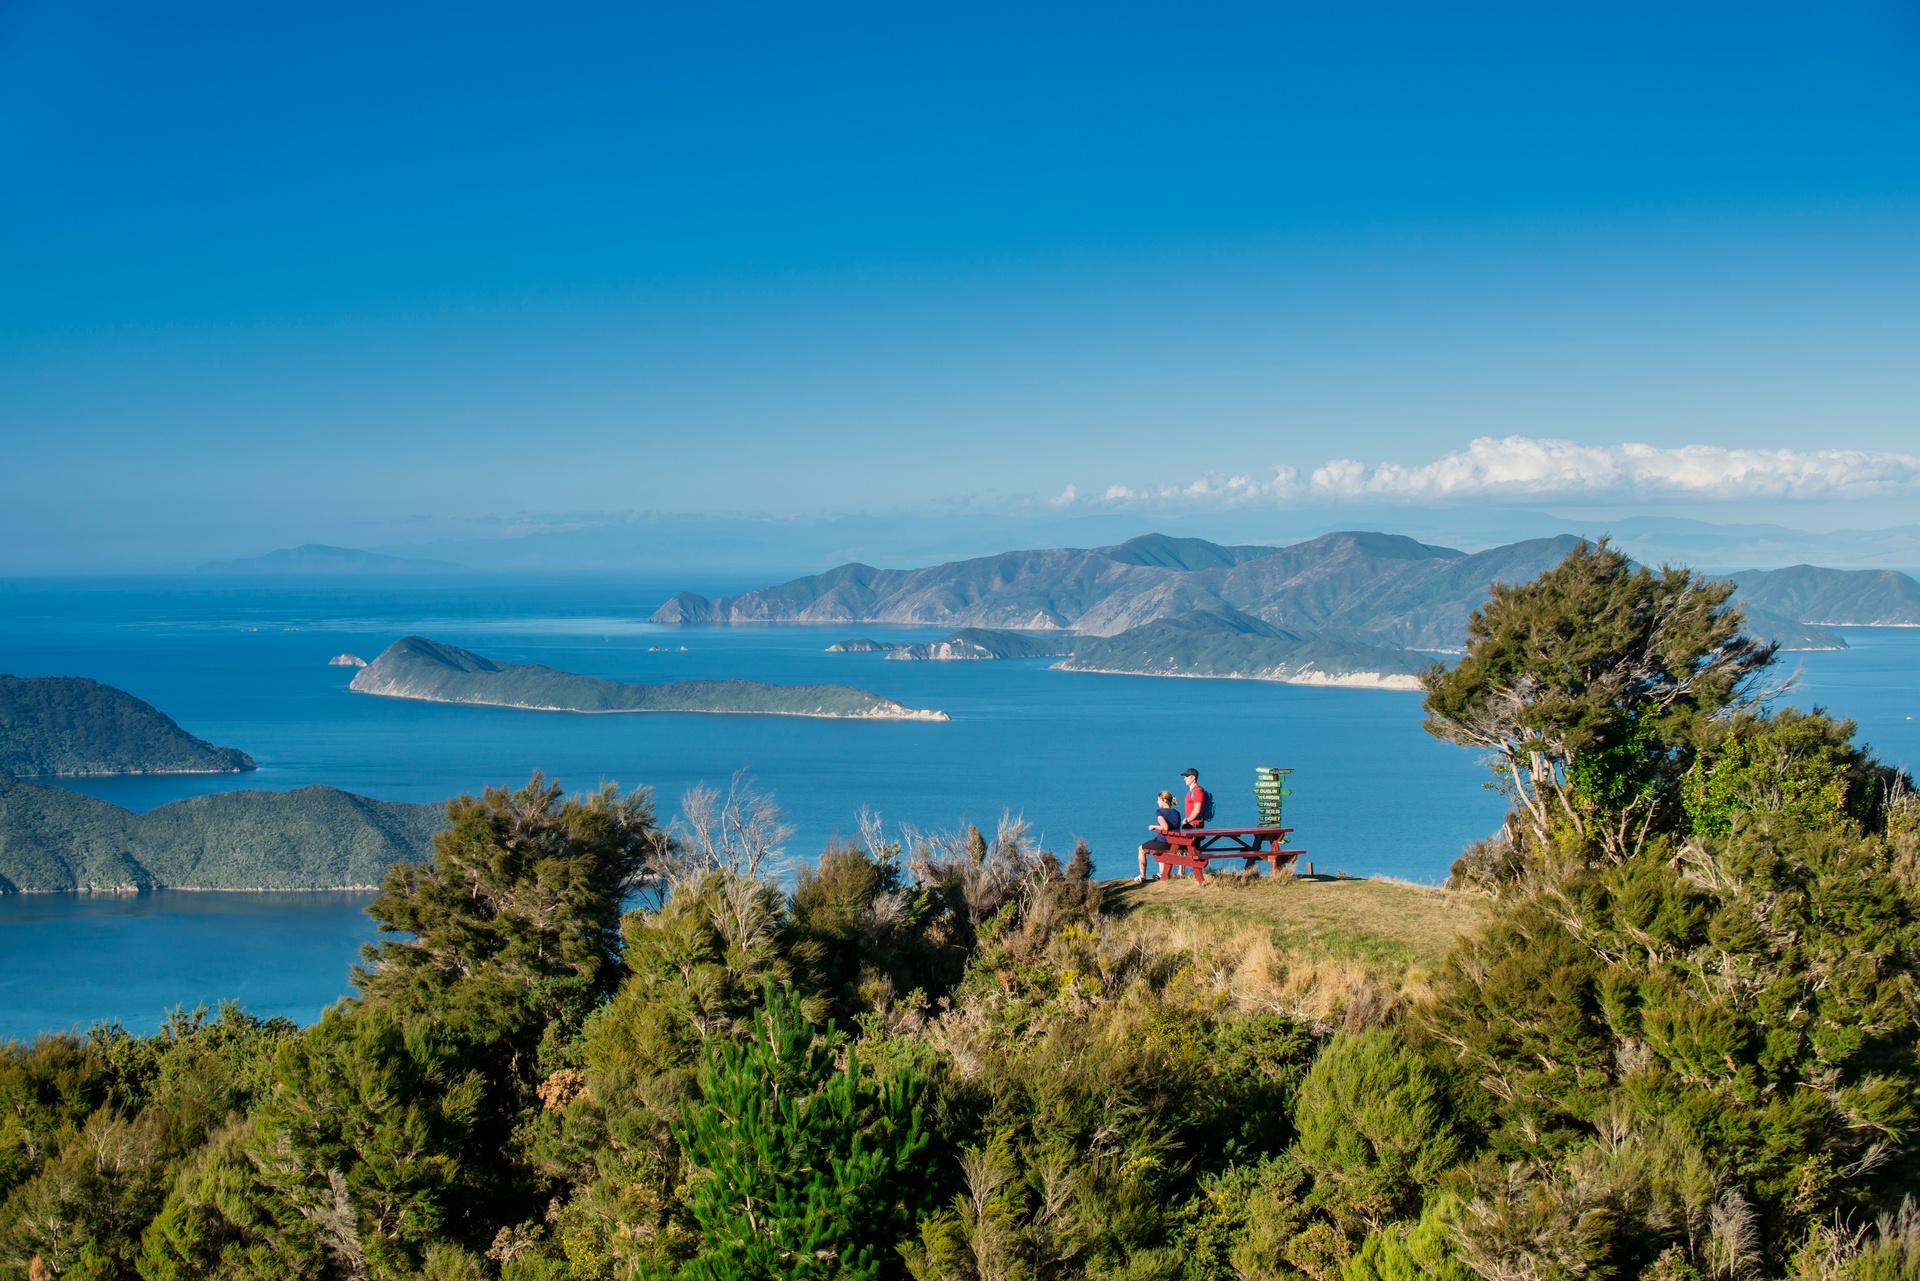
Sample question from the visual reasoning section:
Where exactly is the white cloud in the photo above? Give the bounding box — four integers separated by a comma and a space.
1089, 467, 1301, 507
1093, 436, 1920, 508
1049, 483, 1078, 506
1312, 437, 1920, 501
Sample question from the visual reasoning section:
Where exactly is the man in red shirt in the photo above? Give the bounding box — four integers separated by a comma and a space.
1182, 768, 1207, 830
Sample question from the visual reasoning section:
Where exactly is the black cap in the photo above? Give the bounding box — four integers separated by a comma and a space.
1182, 767, 1198, 778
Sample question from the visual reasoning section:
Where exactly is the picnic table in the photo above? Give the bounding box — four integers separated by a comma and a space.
1153, 826, 1307, 886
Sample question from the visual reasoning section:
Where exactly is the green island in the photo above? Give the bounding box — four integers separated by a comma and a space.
352, 634, 949, 719
0, 674, 255, 777
1057, 608, 1431, 688
5, 541, 1919, 1281
828, 613, 1432, 687
0, 773, 443, 891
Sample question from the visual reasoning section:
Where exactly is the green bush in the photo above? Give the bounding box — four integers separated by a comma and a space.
672, 981, 930, 1281
1291, 1028, 1464, 1229
1423, 820, 1920, 1248
1684, 707, 1906, 837
1341, 1207, 1474, 1281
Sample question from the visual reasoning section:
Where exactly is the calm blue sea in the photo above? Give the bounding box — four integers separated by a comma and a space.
2, 575, 1916, 1040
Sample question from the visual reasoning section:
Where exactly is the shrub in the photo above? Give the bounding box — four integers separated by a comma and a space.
672, 981, 930, 1281
1423, 819, 1920, 1246
1684, 707, 1908, 837
1291, 1028, 1464, 1230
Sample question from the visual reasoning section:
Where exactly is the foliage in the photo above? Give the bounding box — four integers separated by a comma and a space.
1341, 1206, 1475, 1281
135, 1002, 491, 1279
0, 1006, 296, 1281
670, 980, 930, 1280
1787, 1197, 1920, 1281
788, 838, 961, 1026
358, 774, 658, 1002
1421, 818, 1920, 1259
1291, 1029, 1464, 1230
1421, 539, 1773, 860
6, 533, 1920, 1281
1684, 707, 1908, 838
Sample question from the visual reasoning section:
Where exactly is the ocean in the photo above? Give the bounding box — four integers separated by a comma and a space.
2, 574, 1916, 1039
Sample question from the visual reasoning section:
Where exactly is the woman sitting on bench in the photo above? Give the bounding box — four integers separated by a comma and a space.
1136, 790, 1183, 883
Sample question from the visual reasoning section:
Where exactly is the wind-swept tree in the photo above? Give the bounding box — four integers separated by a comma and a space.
1421, 539, 1773, 861
356, 773, 661, 1003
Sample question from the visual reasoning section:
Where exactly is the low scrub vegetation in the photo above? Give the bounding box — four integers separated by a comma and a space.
3, 541, 1918, 1281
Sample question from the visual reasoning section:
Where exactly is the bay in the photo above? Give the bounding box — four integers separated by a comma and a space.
0, 890, 379, 1037
1, 575, 1915, 1040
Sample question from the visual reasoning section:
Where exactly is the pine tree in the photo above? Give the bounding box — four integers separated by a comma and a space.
673, 981, 930, 1281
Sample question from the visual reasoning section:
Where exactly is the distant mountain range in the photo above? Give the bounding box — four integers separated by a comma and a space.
657, 531, 1913, 686
0, 774, 443, 892
654, 532, 1555, 644
1, 675, 255, 777
197, 544, 464, 574
176, 512, 1920, 581
351, 636, 949, 720
1598, 518, 1920, 575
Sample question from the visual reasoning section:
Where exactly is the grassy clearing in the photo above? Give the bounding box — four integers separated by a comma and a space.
1093, 874, 1489, 1029
1108, 873, 1486, 969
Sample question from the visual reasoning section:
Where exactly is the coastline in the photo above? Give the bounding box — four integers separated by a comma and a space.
11, 765, 255, 778
4, 884, 384, 895
1051, 663, 1424, 691
349, 685, 950, 721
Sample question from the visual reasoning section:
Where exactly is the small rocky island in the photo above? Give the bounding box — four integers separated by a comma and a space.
827, 630, 1077, 662
351, 636, 948, 720
328, 653, 368, 667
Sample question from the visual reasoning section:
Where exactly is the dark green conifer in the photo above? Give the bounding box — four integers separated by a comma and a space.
673, 981, 930, 1281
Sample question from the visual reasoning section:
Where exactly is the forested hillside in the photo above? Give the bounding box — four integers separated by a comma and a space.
3, 541, 1917, 1281
0, 775, 443, 891
1732, 564, 1920, 625
0, 675, 253, 777
1056, 607, 1429, 686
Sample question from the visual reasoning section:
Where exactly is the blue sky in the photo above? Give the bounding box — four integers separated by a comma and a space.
3, 2, 1920, 568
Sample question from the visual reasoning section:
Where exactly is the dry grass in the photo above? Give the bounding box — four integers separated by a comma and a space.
1097, 873, 1489, 1030
1108, 873, 1483, 966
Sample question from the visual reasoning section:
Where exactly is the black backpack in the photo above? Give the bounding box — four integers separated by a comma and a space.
1196, 787, 1215, 824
